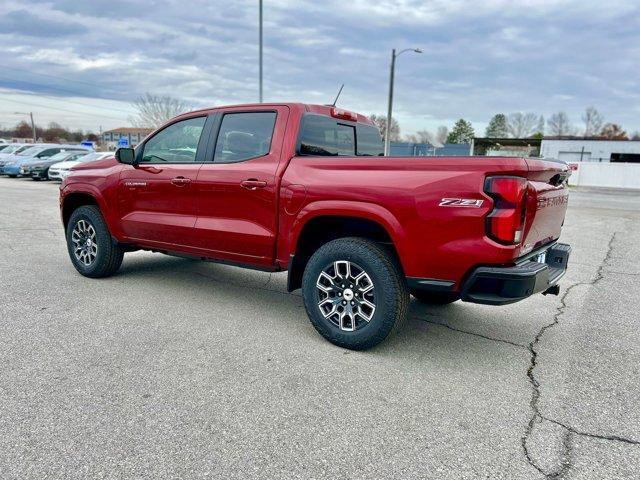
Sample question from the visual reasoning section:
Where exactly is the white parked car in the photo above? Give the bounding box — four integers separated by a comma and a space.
48, 151, 114, 181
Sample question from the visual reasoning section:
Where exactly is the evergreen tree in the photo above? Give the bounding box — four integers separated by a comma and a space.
485, 114, 508, 137
446, 119, 475, 144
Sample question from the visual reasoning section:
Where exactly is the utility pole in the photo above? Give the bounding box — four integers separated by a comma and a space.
15, 111, 37, 142
29, 112, 36, 142
259, 0, 263, 103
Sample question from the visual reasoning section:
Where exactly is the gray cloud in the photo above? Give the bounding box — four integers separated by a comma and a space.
0, 9, 88, 37
0, 0, 638, 134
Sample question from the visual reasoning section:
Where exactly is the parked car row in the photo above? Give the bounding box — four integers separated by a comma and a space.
0, 143, 113, 181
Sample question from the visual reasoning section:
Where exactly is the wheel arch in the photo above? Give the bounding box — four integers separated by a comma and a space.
61, 186, 111, 230
286, 202, 407, 292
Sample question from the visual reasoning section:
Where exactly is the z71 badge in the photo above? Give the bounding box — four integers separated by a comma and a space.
439, 198, 484, 207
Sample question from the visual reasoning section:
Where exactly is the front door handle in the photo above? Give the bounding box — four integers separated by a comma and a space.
241, 179, 267, 190
171, 176, 192, 186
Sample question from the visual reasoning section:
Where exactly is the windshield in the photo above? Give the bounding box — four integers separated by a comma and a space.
2, 145, 27, 154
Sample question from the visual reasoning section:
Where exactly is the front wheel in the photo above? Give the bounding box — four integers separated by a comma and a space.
66, 205, 124, 278
302, 237, 409, 350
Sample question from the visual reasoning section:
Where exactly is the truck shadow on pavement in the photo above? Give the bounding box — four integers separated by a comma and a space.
114, 252, 529, 358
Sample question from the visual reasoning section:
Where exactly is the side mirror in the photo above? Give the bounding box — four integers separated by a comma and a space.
115, 147, 136, 166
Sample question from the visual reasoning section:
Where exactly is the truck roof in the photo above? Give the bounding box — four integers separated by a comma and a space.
178, 103, 376, 126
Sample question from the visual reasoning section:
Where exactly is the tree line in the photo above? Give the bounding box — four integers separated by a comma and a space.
372, 107, 640, 145
0, 121, 100, 143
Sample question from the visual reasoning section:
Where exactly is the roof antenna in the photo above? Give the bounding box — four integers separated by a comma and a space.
331, 84, 344, 106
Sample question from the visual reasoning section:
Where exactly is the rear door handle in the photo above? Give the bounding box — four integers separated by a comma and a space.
241, 179, 267, 190
171, 176, 191, 186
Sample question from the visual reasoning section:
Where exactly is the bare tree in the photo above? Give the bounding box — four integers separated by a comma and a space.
507, 112, 538, 138
536, 115, 544, 136
404, 128, 448, 147
547, 112, 573, 136
415, 130, 432, 143
369, 114, 400, 143
582, 107, 604, 136
435, 126, 449, 145
130, 93, 192, 128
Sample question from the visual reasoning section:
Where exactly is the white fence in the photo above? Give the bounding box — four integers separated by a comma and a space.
568, 162, 640, 189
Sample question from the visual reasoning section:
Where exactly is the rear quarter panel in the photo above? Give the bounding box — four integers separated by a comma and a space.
280, 155, 533, 286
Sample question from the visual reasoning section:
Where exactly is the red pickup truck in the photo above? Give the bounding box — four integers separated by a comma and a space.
60, 103, 570, 350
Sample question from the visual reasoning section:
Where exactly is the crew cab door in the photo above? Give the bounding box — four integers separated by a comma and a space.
193, 106, 288, 267
117, 115, 209, 248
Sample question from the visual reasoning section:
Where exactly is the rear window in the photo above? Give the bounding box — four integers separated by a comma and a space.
298, 114, 383, 157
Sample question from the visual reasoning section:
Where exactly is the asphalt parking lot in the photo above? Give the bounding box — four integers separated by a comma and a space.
0, 177, 638, 479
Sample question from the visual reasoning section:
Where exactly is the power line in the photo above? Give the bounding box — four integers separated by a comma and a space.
0, 94, 129, 123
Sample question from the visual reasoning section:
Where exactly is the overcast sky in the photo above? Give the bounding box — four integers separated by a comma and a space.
0, 0, 638, 136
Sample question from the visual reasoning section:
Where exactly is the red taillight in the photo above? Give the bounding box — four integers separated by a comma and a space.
484, 176, 528, 245
330, 107, 358, 122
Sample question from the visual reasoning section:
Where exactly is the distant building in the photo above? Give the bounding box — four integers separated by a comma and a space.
540, 138, 640, 163
390, 142, 471, 156
103, 127, 153, 150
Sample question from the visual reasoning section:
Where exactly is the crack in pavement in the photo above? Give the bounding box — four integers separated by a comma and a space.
411, 315, 528, 350
542, 415, 640, 446
521, 232, 639, 479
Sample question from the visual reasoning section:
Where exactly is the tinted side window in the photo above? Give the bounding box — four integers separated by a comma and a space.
141, 116, 206, 164
38, 148, 60, 158
214, 112, 276, 163
356, 124, 384, 156
299, 115, 356, 156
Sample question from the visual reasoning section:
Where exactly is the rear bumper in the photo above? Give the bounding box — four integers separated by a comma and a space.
460, 242, 571, 305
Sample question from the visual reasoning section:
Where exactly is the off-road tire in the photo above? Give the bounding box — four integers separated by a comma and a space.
66, 205, 124, 278
302, 237, 409, 350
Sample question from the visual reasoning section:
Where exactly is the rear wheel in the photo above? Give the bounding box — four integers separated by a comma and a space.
66, 205, 124, 278
410, 290, 459, 305
302, 237, 409, 350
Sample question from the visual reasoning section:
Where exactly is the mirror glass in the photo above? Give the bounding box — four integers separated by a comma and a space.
116, 147, 136, 165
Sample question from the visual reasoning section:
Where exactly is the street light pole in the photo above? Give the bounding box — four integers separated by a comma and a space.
384, 49, 396, 156
259, 0, 263, 103
384, 48, 422, 156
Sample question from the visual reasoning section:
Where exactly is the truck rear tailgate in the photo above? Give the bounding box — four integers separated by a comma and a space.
521, 158, 570, 254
